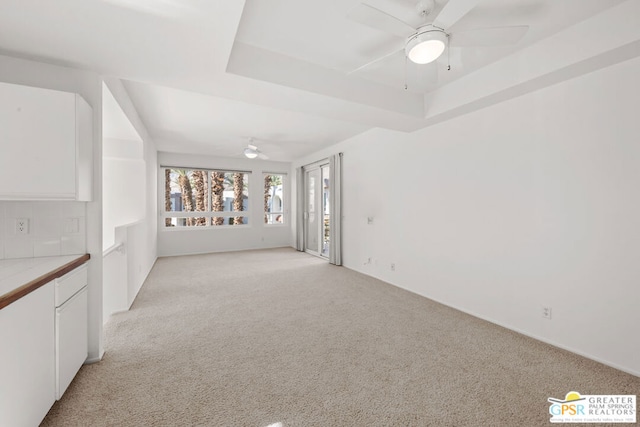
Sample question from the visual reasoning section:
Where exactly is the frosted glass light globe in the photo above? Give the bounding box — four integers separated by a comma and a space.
406, 29, 447, 65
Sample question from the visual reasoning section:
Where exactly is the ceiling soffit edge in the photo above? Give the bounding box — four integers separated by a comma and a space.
226, 42, 425, 118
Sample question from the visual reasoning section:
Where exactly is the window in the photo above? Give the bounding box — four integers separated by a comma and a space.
163, 168, 249, 227
264, 173, 284, 225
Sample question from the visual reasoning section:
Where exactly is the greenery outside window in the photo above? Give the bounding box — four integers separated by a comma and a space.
163, 168, 249, 227
264, 174, 284, 224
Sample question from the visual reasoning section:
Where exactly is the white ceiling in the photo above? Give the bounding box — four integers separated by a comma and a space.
122, 81, 369, 160
0, 0, 635, 161
235, 0, 612, 90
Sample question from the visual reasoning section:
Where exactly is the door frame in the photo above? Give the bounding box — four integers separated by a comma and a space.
303, 160, 329, 258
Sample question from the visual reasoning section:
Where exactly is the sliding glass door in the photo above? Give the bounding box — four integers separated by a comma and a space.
321, 164, 330, 257
304, 164, 330, 258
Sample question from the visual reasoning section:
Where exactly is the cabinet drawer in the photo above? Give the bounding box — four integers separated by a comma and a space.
55, 265, 88, 307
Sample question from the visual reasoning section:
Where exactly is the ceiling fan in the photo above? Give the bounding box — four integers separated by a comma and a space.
243, 138, 269, 160
348, 0, 529, 74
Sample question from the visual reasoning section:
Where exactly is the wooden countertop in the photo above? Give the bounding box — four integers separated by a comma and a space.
0, 254, 90, 310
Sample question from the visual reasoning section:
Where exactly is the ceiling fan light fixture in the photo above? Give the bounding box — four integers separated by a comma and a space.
405, 28, 447, 64
243, 147, 258, 159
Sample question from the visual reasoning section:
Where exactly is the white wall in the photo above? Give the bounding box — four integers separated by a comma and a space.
158, 152, 291, 257
103, 145, 145, 250
102, 82, 146, 250
0, 53, 104, 361
102, 78, 158, 320
102, 219, 153, 325
102, 245, 127, 324
294, 56, 640, 376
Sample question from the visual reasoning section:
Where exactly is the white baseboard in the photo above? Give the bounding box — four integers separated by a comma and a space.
84, 352, 103, 365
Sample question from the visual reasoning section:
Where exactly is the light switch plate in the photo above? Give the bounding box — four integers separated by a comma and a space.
64, 218, 80, 234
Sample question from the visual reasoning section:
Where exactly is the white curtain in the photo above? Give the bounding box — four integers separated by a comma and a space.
295, 166, 305, 251
329, 153, 342, 266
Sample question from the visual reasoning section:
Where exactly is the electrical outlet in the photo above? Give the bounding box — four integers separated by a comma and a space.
16, 218, 29, 235
542, 306, 552, 319
390, 263, 396, 271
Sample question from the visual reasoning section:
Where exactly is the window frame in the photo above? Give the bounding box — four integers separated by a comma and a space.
263, 172, 286, 226
161, 166, 251, 229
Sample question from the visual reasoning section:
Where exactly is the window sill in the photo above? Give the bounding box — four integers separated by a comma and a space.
161, 224, 252, 231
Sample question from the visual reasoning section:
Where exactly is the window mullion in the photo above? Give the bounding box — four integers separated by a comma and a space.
164, 167, 252, 228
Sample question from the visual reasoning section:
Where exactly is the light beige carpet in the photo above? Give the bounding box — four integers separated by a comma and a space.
42, 248, 639, 426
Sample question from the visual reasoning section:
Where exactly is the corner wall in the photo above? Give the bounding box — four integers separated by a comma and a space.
102, 78, 158, 312
294, 56, 640, 376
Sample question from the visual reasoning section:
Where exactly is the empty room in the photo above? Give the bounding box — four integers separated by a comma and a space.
0, 0, 639, 426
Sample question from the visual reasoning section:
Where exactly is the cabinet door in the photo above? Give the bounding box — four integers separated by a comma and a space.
0, 283, 56, 427
56, 286, 88, 400
0, 82, 77, 199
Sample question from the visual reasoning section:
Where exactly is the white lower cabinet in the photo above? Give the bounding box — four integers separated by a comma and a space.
0, 261, 88, 426
0, 283, 56, 427
55, 282, 88, 399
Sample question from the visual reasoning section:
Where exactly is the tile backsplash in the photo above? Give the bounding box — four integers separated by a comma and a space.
0, 201, 86, 260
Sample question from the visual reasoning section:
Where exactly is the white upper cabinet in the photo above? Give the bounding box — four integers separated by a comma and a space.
0, 82, 93, 201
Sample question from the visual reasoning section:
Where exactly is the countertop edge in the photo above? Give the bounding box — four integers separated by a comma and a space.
0, 254, 91, 310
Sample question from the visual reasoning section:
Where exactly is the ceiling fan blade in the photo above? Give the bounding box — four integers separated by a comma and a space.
348, 47, 403, 74
432, 0, 481, 30
347, 3, 414, 38
450, 25, 528, 47
258, 153, 269, 160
